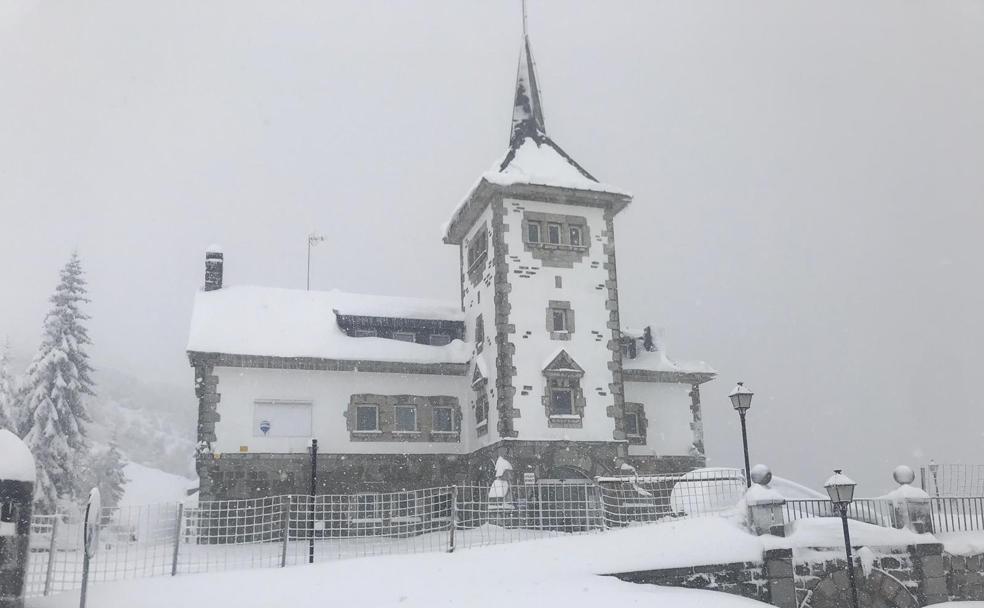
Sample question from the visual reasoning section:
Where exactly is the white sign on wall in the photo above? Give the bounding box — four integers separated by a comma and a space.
253, 400, 313, 437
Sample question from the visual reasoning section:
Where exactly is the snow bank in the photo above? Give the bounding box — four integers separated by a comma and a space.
937, 531, 984, 556
770, 518, 932, 550
0, 428, 35, 482
187, 286, 470, 364
32, 518, 772, 608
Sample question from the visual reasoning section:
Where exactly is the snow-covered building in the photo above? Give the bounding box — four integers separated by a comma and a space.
187, 31, 715, 501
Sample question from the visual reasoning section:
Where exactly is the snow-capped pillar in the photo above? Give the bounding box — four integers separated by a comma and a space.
885, 465, 933, 534
204, 245, 224, 291
744, 464, 786, 537
0, 429, 36, 608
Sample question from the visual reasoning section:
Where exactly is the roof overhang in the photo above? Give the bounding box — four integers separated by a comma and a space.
443, 180, 632, 245
187, 351, 469, 376
623, 368, 716, 385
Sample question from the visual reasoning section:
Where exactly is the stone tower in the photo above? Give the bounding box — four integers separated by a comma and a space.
443, 29, 633, 480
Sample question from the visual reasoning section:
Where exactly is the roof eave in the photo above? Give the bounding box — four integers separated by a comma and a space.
444, 181, 631, 245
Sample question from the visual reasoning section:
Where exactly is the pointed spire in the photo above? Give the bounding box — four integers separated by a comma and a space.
510, 6, 546, 148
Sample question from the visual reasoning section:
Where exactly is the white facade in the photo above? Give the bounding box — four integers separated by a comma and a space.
211, 367, 471, 456
624, 381, 697, 458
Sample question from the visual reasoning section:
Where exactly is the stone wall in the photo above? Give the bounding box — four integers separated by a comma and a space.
606, 542, 984, 608
611, 558, 772, 605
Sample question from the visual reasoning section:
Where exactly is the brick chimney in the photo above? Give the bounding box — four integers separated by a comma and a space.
204, 245, 223, 291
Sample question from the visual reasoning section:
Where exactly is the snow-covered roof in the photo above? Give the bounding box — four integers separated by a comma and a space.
485, 137, 629, 196
622, 347, 717, 376
0, 429, 36, 483
187, 286, 470, 364
443, 34, 630, 243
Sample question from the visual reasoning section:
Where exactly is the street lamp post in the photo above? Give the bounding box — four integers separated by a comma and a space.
307, 233, 325, 290
729, 382, 754, 488
825, 469, 860, 608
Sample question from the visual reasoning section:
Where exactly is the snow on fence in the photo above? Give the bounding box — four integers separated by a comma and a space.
26, 469, 984, 598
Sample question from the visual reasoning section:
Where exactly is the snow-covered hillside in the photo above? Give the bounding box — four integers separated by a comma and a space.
120, 462, 195, 506
86, 368, 196, 477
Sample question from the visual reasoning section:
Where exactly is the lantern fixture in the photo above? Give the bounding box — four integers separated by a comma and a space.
729, 382, 754, 412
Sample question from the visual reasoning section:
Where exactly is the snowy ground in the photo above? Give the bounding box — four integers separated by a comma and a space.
29, 518, 775, 608
27, 513, 947, 608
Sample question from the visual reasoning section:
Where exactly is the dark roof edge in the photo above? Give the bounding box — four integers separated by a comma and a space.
187, 351, 469, 376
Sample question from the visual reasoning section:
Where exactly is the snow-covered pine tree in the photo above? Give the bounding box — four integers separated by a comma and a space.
84, 437, 128, 509
0, 338, 16, 432
19, 252, 95, 512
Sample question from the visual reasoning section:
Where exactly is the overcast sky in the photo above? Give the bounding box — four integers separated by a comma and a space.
2, 0, 982, 492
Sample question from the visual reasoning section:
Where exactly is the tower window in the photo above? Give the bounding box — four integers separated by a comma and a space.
547, 223, 562, 244
475, 314, 485, 349
550, 386, 573, 416
527, 221, 541, 243
625, 413, 640, 436
475, 392, 489, 427
570, 226, 583, 246
552, 309, 567, 332
467, 228, 488, 270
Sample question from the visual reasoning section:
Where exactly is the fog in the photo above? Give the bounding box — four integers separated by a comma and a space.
1, 0, 982, 493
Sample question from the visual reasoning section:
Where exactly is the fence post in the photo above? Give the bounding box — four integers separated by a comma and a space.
447, 486, 457, 553
43, 517, 59, 596
170, 503, 184, 576
280, 496, 290, 567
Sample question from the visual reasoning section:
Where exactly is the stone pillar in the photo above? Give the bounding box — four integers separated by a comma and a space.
885, 465, 934, 534
909, 542, 948, 606
746, 465, 787, 537
0, 430, 35, 608
763, 548, 796, 608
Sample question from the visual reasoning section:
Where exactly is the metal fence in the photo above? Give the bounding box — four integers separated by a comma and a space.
921, 464, 984, 497
25, 470, 750, 597
783, 498, 900, 528
930, 496, 984, 533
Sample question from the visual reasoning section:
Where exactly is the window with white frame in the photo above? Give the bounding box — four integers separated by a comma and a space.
433, 406, 455, 433
527, 221, 541, 243
429, 333, 451, 346
355, 405, 379, 431
392, 331, 415, 343
253, 400, 312, 437
353, 329, 377, 338
394, 406, 417, 432
569, 225, 583, 247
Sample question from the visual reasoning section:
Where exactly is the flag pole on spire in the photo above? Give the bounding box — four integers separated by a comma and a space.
522, 0, 528, 38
